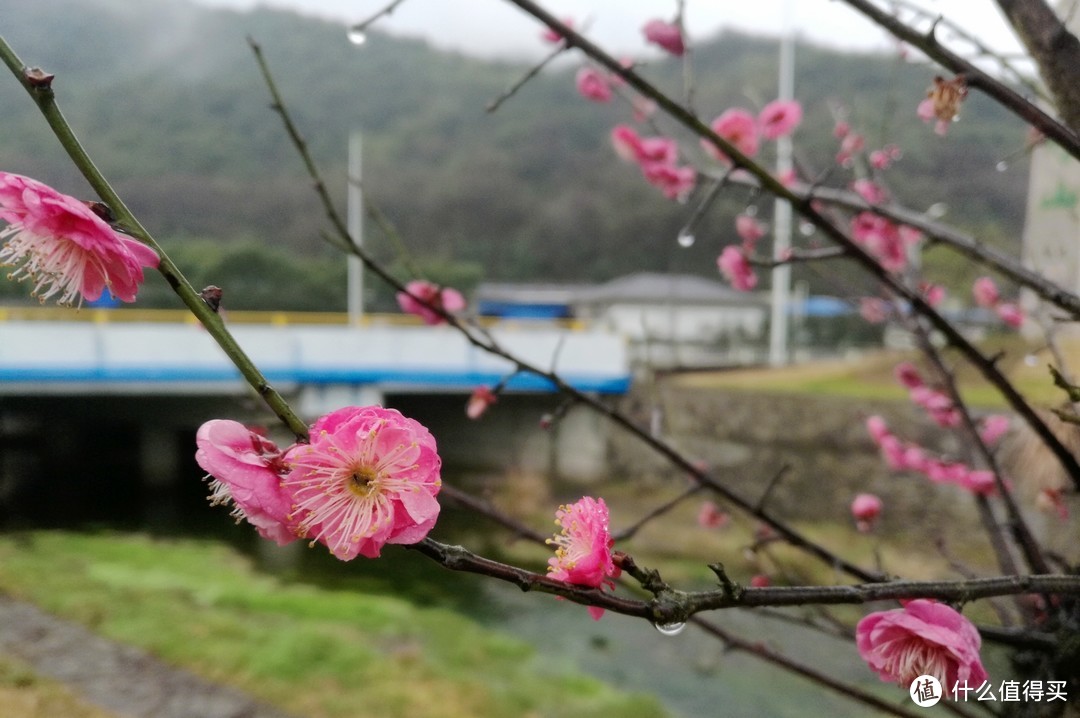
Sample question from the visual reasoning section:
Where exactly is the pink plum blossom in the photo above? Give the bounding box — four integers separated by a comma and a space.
0, 171, 159, 305
869, 150, 891, 170
547, 496, 621, 620
851, 213, 908, 272
978, 415, 1010, 446
397, 279, 466, 325
893, 362, 923, 390
750, 574, 772, 588
466, 386, 497, 420
859, 298, 890, 324
995, 302, 1024, 328
833, 120, 851, 139
921, 282, 946, 307
972, 277, 1000, 308
836, 132, 865, 166
576, 67, 613, 103
853, 179, 888, 205
704, 109, 760, 162
857, 599, 988, 694
851, 493, 883, 532
866, 415, 890, 443
697, 501, 730, 530
717, 246, 757, 291
735, 214, 767, 249
758, 99, 803, 140
641, 162, 696, 201
196, 420, 297, 546
283, 406, 442, 560
642, 19, 685, 56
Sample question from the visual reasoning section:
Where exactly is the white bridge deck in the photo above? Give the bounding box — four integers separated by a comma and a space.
0, 308, 631, 397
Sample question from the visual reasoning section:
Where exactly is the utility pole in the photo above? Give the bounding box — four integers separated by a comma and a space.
347, 131, 364, 324
768, 0, 795, 366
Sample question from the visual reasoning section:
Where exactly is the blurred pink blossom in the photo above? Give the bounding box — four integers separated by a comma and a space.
853, 179, 888, 205
758, 99, 803, 140
704, 108, 760, 162
851, 493, 883, 532
576, 67, 613, 102
735, 213, 766, 249
979, 415, 1010, 446
697, 501, 730, 530
717, 246, 757, 291
642, 19, 685, 56
972, 276, 1000, 307
641, 162, 697, 201
466, 386, 497, 420
397, 280, 466, 325
995, 302, 1024, 328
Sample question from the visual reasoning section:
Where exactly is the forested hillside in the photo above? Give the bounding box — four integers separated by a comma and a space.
0, 0, 1031, 309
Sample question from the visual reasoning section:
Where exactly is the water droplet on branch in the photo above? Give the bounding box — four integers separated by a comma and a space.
653, 621, 687, 636
995, 161, 1009, 172
677, 230, 695, 248
347, 27, 367, 45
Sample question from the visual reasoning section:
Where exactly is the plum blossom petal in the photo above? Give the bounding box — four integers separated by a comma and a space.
195, 420, 297, 546
0, 172, 158, 305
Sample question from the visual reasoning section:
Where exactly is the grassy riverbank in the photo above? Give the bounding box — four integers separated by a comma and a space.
0, 531, 666, 718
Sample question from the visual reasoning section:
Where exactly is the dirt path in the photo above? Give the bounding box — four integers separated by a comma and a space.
0, 594, 298, 718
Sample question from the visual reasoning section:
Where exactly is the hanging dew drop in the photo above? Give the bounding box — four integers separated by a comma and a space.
996, 161, 1009, 172
799, 221, 815, 237
347, 27, 367, 45
745, 205, 758, 217
677, 230, 696, 248
654, 621, 687, 636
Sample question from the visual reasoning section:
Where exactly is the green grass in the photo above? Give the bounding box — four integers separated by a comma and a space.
0, 531, 667, 718
674, 339, 1074, 409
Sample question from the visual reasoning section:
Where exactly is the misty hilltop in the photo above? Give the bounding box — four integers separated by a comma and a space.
0, 0, 1030, 301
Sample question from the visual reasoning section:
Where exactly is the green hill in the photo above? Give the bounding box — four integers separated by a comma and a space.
0, 0, 1031, 308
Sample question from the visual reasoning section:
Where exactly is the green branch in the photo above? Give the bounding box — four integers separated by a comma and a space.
0, 35, 309, 441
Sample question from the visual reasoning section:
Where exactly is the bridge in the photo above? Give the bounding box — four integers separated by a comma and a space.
0, 309, 631, 524
0, 307, 631, 411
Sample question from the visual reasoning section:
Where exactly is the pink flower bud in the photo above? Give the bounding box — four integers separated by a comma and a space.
851, 493, 883, 532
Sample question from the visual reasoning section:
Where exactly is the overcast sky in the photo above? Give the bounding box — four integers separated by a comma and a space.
194, 0, 1024, 59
